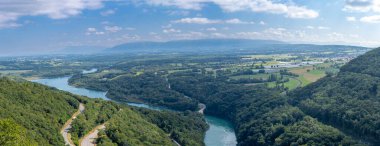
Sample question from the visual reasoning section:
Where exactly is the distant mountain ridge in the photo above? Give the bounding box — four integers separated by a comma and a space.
108, 39, 285, 53
106, 39, 368, 54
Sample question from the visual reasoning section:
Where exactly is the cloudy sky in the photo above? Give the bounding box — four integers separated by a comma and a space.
0, 0, 380, 55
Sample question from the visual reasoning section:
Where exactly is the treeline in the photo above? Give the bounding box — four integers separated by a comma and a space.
0, 77, 210, 146
70, 73, 199, 111
133, 108, 209, 146
0, 77, 80, 145
70, 99, 121, 145
288, 48, 380, 144
67, 83, 209, 146
96, 106, 174, 146
0, 119, 37, 146
168, 72, 363, 145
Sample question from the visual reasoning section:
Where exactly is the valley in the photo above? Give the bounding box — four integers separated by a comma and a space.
33, 75, 236, 146
1, 1, 380, 145
0, 39, 376, 146
2, 39, 372, 146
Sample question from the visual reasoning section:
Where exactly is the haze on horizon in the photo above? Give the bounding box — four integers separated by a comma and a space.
0, 0, 380, 56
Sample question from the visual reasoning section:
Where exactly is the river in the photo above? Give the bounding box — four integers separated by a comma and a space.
33, 76, 237, 146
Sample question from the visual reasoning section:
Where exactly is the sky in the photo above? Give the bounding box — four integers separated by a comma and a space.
1, 0, 380, 55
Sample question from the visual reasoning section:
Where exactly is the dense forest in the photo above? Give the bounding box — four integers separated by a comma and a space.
168, 74, 361, 145
0, 77, 209, 146
3, 46, 377, 145
69, 73, 199, 111
66, 52, 378, 145
0, 77, 80, 145
70, 98, 121, 145
96, 106, 174, 146
289, 48, 380, 144
133, 108, 209, 146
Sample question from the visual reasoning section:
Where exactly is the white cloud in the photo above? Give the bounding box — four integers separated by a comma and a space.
306, 26, 330, 30
174, 17, 258, 25
0, 13, 21, 28
306, 26, 314, 29
166, 10, 190, 16
225, 18, 254, 24
235, 32, 261, 38
105, 26, 122, 33
211, 33, 227, 38
360, 15, 380, 23
86, 27, 105, 35
100, 9, 116, 16
162, 24, 173, 28
171, 31, 207, 39
163, 28, 181, 33
346, 16, 357, 21
149, 32, 158, 35
260, 21, 266, 25
285, 6, 319, 19
317, 26, 330, 30
144, 0, 318, 19
173, 17, 221, 24
122, 34, 141, 40
206, 27, 217, 31
87, 27, 97, 32
126, 27, 136, 31
95, 31, 105, 35
343, 0, 377, 12
0, 0, 105, 28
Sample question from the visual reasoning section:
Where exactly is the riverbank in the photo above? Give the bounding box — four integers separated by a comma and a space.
32, 76, 237, 146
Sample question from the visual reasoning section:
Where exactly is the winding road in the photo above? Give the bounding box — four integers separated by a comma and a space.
198, 103, 206, 114
80, 124, 106, 146
61, 103, 85, 146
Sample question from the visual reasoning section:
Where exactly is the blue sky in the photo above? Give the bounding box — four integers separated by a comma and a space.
1, 0, 380, 55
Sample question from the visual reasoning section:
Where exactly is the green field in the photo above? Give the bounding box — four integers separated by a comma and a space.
267, 77, 301, 90
289, 66, 326, 86
230, 74, 270, 80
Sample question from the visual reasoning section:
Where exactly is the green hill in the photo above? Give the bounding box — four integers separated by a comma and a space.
0, 78, 79, 145
166, 71, 362, 145
289, 48, 380, 144
0, 77, 206, 146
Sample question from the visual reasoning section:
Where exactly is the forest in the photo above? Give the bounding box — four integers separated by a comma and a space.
63, 48, 380, 145
289, 48, 380, 144
0, 45, 376, 145
0, 77, 80, 145
69, 72, 199, 111
133, 108, 209, 146
0, 77, 208, 146
168, 73, 362, 145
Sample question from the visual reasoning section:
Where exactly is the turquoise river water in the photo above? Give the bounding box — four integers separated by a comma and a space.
33, 76, 237, 146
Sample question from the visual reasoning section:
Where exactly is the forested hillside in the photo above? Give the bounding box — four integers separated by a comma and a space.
69, 73, 199, 111
0, 77, 207, 146
67, 58, 369, 145
289, 48, 380, 144
133, 108, 209, 146
0, 78, 80, 145
168, 72, 362, 145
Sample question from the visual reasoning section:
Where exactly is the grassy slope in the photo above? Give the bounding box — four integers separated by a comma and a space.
289, 66, 326, 86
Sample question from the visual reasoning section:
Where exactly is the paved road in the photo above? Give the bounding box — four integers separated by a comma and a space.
80, 124, 106, 146
198, 103, 206, 114
61, 103, 85, 146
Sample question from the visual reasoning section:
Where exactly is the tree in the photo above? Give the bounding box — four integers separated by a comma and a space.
0, 119, 37, 146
